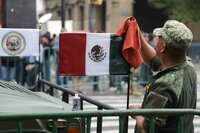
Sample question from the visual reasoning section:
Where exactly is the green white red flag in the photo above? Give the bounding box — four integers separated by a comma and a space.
59, 33, 130, 76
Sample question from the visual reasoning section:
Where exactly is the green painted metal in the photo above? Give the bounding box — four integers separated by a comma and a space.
86, 117, 91, 133
119, 116, 125, 133
0, 109, 199, 119
149, 116, 155, 133
1, 109, 200, 133
17, 120, 22, 133
178, 116, 184, 133
53, 119, 58, 133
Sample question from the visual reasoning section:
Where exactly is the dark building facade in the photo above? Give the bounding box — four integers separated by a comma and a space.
0, 0, 36, 28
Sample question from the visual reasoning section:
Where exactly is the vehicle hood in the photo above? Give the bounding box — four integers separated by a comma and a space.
0, 80, 71, 113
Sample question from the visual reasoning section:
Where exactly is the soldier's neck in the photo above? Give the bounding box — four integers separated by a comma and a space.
161, 56, 185, 70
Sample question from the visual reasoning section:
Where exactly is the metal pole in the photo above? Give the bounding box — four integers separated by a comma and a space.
37, 24, 42, 91
17, 120, 23, 133
125, 74, 130, 133
97, 107, 102, 133
61, 0, 66, 28
89, 3, 96, 32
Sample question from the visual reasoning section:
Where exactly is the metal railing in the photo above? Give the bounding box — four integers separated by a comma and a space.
39, 79, 200, 133
39, 79, 116, 133
0, 109, 200, 133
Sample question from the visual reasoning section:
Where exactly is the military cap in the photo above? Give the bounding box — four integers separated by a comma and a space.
153, 20, 193, 49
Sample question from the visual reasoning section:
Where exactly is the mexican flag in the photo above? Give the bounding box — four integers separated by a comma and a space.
0, 28, 39, 56
59, 33, 130, 76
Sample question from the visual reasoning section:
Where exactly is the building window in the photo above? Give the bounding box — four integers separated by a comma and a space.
68, 8, 72, 20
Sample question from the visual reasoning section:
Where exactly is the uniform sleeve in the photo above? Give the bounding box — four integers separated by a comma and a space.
142, 82, 179, 130
150, 56, 161, 71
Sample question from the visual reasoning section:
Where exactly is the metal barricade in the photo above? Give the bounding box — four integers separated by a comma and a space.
0, 109, 199, 133
39, 79, 200, 133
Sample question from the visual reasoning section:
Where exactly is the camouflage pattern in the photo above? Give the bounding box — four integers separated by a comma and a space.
153, 20, 193, 49
135, 57, 197, 133
155, 69, 183, 99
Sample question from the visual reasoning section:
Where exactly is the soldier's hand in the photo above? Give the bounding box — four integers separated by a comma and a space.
129, 105, 141, 119
129, 105, 140, 109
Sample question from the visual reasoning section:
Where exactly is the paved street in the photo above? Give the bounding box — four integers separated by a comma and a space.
67, 62, 200, 133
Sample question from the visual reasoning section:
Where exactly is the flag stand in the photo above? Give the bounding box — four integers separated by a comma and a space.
124, 74, 130, 133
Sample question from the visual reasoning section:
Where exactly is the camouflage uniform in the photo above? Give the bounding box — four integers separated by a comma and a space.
135, 20, 197, 133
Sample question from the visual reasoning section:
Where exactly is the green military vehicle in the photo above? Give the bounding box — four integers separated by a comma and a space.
0, 80, 81, 133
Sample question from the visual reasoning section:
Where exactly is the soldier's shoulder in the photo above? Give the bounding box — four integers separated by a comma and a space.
156, 72, 174, 83
186, 56, 195, 68
155, 70, 183, 88
155, 70, 184, 96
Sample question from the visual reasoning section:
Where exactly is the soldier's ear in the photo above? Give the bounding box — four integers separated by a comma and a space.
160, 41, 166, 53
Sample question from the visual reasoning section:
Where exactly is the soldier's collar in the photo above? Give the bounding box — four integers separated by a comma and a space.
153, 60, 188, 78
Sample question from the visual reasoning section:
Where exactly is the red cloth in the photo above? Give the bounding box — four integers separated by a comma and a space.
115, 16, 142, 69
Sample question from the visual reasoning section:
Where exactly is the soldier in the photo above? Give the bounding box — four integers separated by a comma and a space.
129, 20, 197, 133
